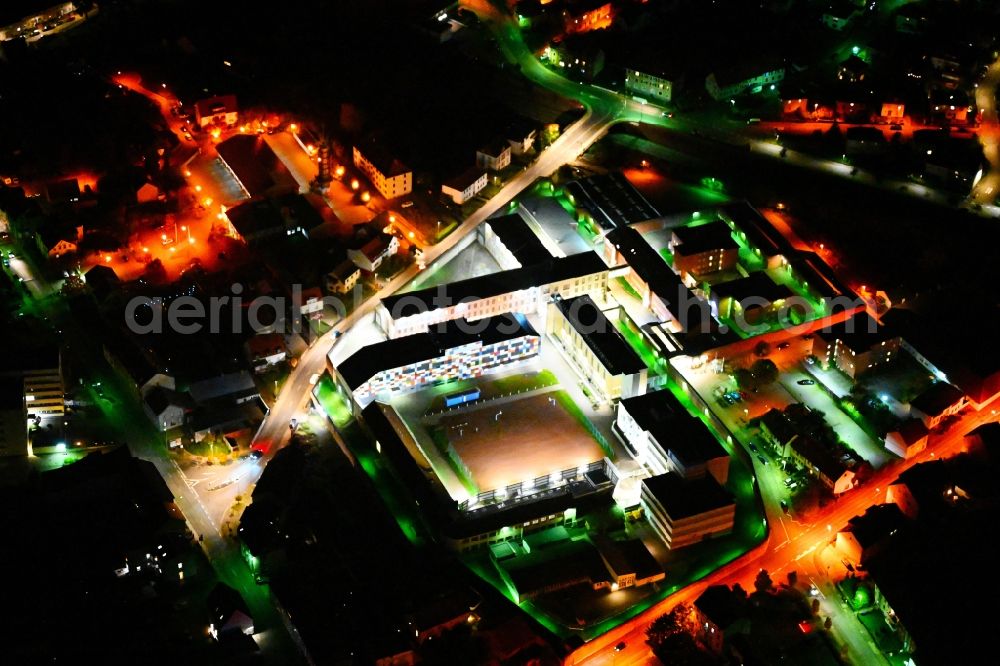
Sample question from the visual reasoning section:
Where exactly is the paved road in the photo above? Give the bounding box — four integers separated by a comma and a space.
568, 401, 996, 666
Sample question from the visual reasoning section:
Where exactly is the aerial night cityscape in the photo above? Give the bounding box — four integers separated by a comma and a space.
3, 1, 1000, 665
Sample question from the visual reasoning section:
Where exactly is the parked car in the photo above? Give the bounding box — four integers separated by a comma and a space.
777, 341, 791, 350
757, 455, 768, 466
797, 379, 815, 386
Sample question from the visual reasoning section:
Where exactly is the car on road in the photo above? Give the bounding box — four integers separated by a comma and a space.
842, 559, 855, 572
749, 442, 759, 453
890, 123, 903, 131
777, 341, 791, 350
797, 379, 815, 385
780, 500, 788, 512
757, 455, 768, 466
249, 450, 263, 460
615, 642, 627, 652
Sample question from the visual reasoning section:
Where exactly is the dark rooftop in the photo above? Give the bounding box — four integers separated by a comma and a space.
555, 295, 645, 376
842, 503, 907, 550
814, 310, 889, 351
355, 136, 410, 177
790, 436, 849, 482
442, 166, 486, 192
620, 390, 728, 466
564, 172, 660, 231
641, 472, 734, 519
484, 213, 552, 267
910, 381, 964, 417
695, 585, 747, 631
672, 220, 739, 256
607, 226, 707, 328
892, 418, 929, 445
380, 251, 607, 320
216, 134, 294, 198
592, 535, 662, 582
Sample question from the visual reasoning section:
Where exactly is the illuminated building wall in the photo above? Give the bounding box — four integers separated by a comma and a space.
624, 69, 673, 103
344, 332, 540, 406
352, 146, 412, 199
376, 265, 607, 339
0, 2, 75, 42
564, 2, 614, 35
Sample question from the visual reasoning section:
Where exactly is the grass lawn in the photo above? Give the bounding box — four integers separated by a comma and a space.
313, 375, 354, 428
615, 276, 643, 301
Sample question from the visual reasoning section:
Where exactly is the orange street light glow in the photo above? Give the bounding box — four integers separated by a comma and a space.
203, 197, 213, 207
389, 214, 396, 223
361, 191, 371, 202
184, 169, 192, 177
408, 231, 415, 239
195, 185, 203, 192
350, 179, 360, 191
335, 165, 345, 177
105, 255, 112, 263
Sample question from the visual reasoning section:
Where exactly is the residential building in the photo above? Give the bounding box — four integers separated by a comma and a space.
616, 390, 730, 484
216, 134, 297, 199
375, 251, 608, 338
640, 472, 735, 549
0, 2, 75, 42
36, 224, 81, 258
188, 371, 259, 407
670, 220, 740, 277
207, 583, 254, 641
353, 141, 412, 199
244, 333, 288, 373
624, 65, 675, 104
547, 295, 647, 400
16, 348, 64, 418
550, 34, 605, 81
785, 436, 857, 494
475, 140, 512, 172
189, 399, 265, 444
333, 313, 540, 407
880, 101, 905, 121
194, 95, 238, 128
757, 408, 798, 451
478, 213, 553, 270
908, 382, 965, 429
563, 0, 614, 34
821, 1, 860, 31
884, 418, 929, 459
347, 233, 399, 273
705, 61, 785, 100
835, 503, 907, 565
812, 311, 898, 378
694, 586, 749, 655
504, 117, 537, 155
441, 168, 487, 205
83, 264, 121, 299
142, 386, 190, 432
325, 254, 361, 294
